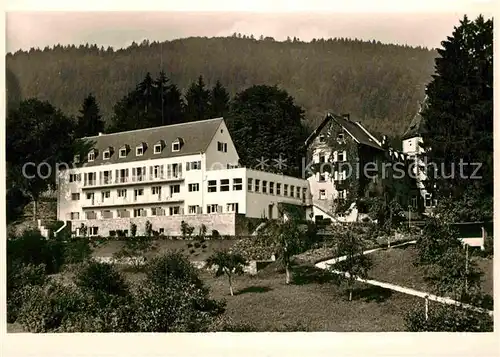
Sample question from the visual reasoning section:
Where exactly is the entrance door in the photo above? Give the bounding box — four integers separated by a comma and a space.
268, 204, 273, 219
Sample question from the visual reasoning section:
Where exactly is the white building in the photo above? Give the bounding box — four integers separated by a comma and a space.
57, 118, 311, 237
401, 96, 437, 211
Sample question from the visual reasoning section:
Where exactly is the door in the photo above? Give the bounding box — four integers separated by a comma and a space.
268, 204, 273, 219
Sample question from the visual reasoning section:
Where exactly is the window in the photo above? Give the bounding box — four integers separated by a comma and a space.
337, 133, 345, 141
101, 170, 112, 184
207, 204, 220, 214
151, 207, 165, 216
186, 161, 201, 171
226, 203, 239, 213
220, 179, 230, 192
88, 150, 95, 162
188, 183, 199, 192
119, 148, 127, 158
89, 227, 99, 236
172, 141, 181, 152
247, 178, 253, 191
101, 191, 110, 200
217, 141, 227, 152
302, 187, 307, 201
233, 178, 243, 190
117, 209, 130, 218
170, 185, 180, 195
262, 181, 267, 194
152, 165, 164, 179
284, 184, 288, 196
103, 150, 111, 160
136, 146, 144, 156
86, 192, 94, 200
159, 228, 165, 234
188, 205, 201, 214
152, 186, 161, 195
134, 208, 146, 217
117, 189, 127, 198
269, 182, 274, 195
69, 173, 81, 183
319, 173, 326, 182
425, 193, 432, 208
169, 206, 180, 215
319, 154, 326, 163
133, 167, 146, 182
70, 212, 80, 220
154, 144, 162, 154
74, 155, 80, 164
338, 190, 346, 199
411, 196, 418, 209
85, 211, 97, 220
255, 179, 260, 193
319, 189, 327, 200
134, 188, 144, 200
208, 180, 217, 192
116, 168, 129, 183
276, 183, 281, 195
101, 210, 113, 219
290, 185, 294, 197
337, 151, 345, 162
319, 135, 326, 143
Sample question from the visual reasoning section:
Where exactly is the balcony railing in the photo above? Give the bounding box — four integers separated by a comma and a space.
83, 172, 183, 188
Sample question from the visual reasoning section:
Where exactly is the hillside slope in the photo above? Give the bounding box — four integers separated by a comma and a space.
6, 36, 437, 136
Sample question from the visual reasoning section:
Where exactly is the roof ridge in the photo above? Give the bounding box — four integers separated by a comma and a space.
81, 117, 224, 139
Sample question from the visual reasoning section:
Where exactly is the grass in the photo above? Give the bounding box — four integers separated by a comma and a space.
92, 239, 235, 261
367, 244, 494, 297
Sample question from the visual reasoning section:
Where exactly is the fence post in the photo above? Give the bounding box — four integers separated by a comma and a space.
425, 295, 429, 321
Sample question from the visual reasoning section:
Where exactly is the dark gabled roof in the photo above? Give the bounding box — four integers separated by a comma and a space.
78, 117, 224, 167
402, 96, 428, 140
305, 113, 383, 150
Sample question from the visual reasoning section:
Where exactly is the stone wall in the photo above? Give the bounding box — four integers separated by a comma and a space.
73, 213, 238, 237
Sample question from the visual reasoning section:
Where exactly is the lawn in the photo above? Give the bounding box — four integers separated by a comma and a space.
116, 262, 423, 332
367, 244, 494, 297
92, 238, 236, 262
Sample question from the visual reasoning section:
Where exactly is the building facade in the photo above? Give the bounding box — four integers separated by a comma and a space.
58, 118, 310, 237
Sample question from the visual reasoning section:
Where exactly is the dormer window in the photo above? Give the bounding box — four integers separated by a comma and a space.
103, 147, 113, 160
136, 142, 147, 156
337, 133, 345, 142
119, 145, 129, 158
172, 138, 184, 152
88, 150, 97, 162
154, 140, 165, 154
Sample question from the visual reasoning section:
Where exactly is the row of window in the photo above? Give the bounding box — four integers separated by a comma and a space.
316, 150, 346, 164
207, 178, 243, 192
79, 138, 186, 163
318, 170, 347, 182
318, 189, 346, 200
247, 178, 307, 200
70, 203, 239, 220
72, 185, 182, 201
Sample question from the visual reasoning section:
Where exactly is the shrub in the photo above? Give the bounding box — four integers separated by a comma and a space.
405, 302, 493, 332
187, 243, 193, 248
194, 242, 201, 248
75, 261, 129, 297
212, 229, 220, 238
64, 238, 93, 264
145, 252, 204, 289
130, 222, 137, 237
189, 249, 195, 254
7, 262, 47, 323
132, 279, 226, 332
202, 244, 208, 249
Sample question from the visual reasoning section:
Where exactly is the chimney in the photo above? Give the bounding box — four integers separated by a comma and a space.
342, 113, 350, 121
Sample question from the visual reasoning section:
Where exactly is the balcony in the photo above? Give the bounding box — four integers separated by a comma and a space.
81, 195, 184, 209
82, 173, 184, 189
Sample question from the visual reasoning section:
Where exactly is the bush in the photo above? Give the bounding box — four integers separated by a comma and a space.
189, 249, 195, 254
7, 262, 47, 323
132, 279, 226, 332
7, 229, 66, 274
145, 252, 204, 289
212, 229, 220, 238
405, 302, 493, 332
194, 242, 201, 248
64, 238, 93, 264
202, 244, 207, 249
15, 282, 90, 332
187, 243, 193, 248
75, 261, 129, 297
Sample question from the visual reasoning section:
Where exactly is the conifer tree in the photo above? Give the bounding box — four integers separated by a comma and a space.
75, 93, 104, 137
184, 75, 211, 122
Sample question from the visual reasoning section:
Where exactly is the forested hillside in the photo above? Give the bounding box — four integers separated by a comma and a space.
6, 35, 437, 137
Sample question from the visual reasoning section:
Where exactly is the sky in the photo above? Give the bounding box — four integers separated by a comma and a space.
5, 1, 496, 53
